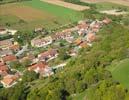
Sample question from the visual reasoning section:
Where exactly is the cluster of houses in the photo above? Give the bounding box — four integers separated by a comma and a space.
0, 28, 22, 88
0, 18, 111, 88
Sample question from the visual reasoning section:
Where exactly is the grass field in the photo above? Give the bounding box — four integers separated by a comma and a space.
72, 90, 87, 100
95, 2, 129, 11
0, 0, 84, 31
108, 59, 129, 89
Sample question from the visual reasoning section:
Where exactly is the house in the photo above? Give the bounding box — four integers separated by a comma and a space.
90, 21, 101, 32
53, 31, 72, 41
1, 74, 19, 88
0, 28, 17, 35
31, 36, 52, 47
65, 36, 74, 43
28, 62, 54, 77
20, 53, 37, 64
0, 49, 13, 57
74, 38, 83, 46
38, 49, 58, 62
77, 22, 89, 36
0, 39, 13, 50
0, 64, 9, 77
0, 28, 7, 35
9, 44, 20, 52
86, 33, 96, 42
1, 55, 17, 63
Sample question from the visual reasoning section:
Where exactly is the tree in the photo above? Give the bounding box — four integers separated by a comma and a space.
22, 71, 39, 82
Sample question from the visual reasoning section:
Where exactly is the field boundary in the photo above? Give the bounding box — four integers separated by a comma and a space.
41, 0, 90, 11
81, 0, 129, 7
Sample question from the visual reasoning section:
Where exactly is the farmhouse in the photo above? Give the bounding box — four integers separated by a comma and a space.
38, 49, 58, 62
28, 62, 54, 77
31, 36, 53, 47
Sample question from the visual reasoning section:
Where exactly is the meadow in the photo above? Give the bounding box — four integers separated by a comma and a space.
0, 0, 84, 31
108, 59, 129, 89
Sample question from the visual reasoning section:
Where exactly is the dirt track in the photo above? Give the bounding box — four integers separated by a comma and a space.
41, 0, 90, 11
81, 0, 129, 7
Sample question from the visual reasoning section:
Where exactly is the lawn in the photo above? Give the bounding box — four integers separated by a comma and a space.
108, 59, 129, 89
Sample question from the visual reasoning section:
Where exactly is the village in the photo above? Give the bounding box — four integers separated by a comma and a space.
0, 18, 111, 88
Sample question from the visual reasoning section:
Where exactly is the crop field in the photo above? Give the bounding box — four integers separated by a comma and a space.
108, 59, 129, 89
0, 4, 54, 21
0, 0, 84, 30
42, 0, 90, 11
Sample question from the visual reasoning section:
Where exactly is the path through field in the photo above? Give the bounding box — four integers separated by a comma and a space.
81, 0, 129, 7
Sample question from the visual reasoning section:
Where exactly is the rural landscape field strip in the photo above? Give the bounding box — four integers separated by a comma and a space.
109, 59, 129, 89
0, 0, 84, 30
22, 0, 83, 21
81, 0, 129, 7
41, 0, 90, 11
0, 4, 55, 21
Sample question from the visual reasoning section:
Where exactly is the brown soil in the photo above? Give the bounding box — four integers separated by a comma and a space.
0, 4, 54, 21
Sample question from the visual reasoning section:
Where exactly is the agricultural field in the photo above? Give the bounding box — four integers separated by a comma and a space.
108, 59, 129, 89
81, 0, 129, 11
0, 0, 84, 31
42, 0, 90, 11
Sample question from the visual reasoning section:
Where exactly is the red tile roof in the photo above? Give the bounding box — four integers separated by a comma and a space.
0, 65, 9, 72
74, 39, 83, 45
9, 44, 20, 51
1, 75, 18, 86
87, 33, 96, 42
0, 61, 4, 66
0, 39, 12, 47
2, 55, 17, 63
28, 62, 47, 71
39, 49, 58, 59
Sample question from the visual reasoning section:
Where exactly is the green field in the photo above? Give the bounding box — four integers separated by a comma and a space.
95, 2, 129, 11
108, 59, 129, 89
22, 0, 83, 22
0, 0, 84, 31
